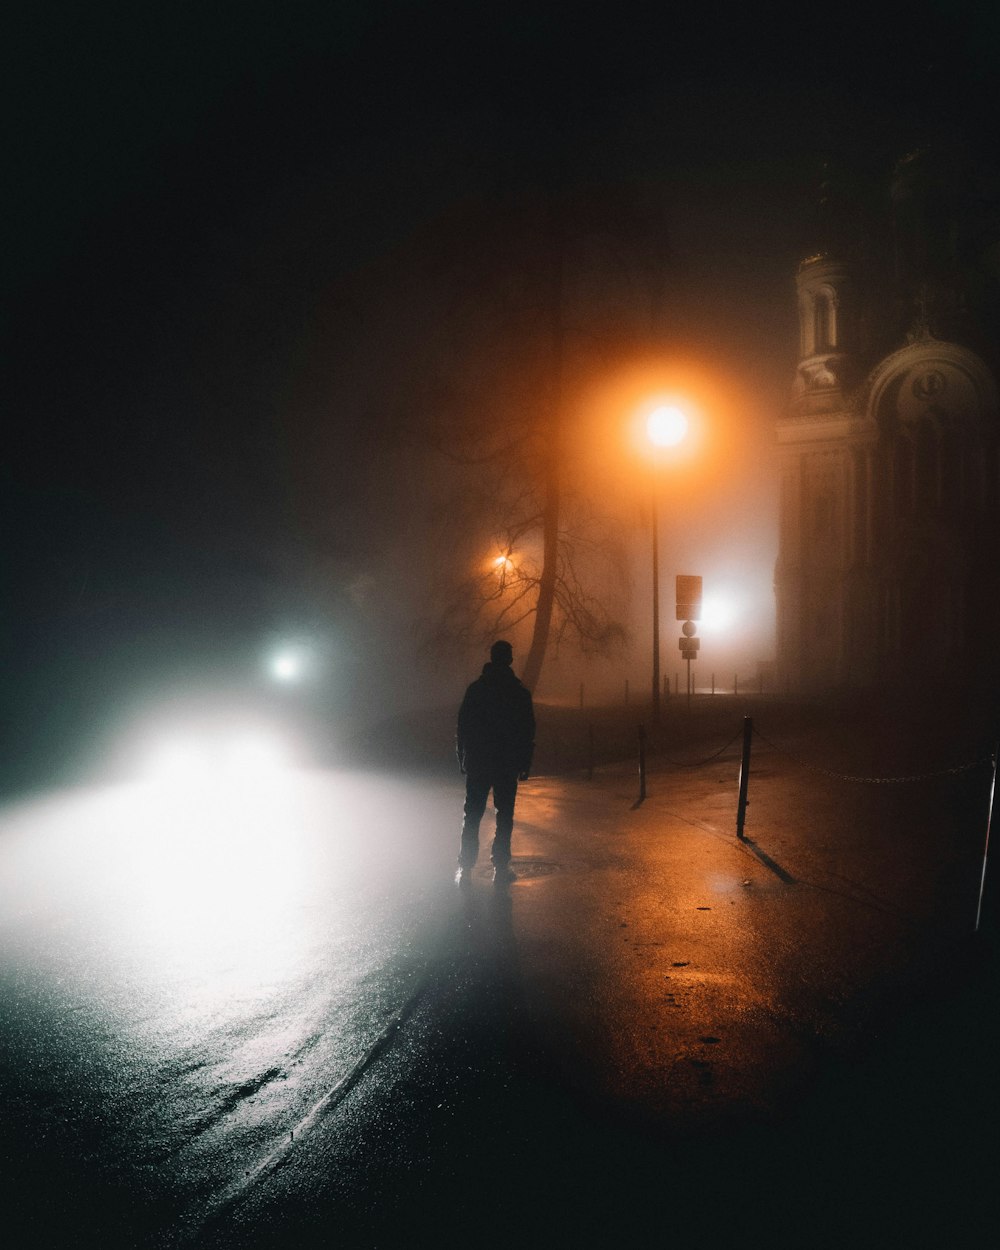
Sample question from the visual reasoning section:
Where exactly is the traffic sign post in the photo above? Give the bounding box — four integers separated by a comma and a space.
679, 628, 700, 657
676, 574, 703, 622
675, 576, 703, 707
679, 636, 699, 701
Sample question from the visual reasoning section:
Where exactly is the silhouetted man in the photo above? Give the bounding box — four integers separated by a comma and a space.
456, 640, 535, 882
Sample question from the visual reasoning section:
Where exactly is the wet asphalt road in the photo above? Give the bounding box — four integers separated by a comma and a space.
2, 748, 1000, 1247
0, 767, 462, 1245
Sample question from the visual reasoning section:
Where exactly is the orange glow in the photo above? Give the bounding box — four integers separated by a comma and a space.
571, 354, 747, 510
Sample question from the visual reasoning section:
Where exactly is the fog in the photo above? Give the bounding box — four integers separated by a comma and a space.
5, 2, 997, 790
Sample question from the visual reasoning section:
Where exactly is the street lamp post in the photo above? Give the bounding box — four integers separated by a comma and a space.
651, 488, 661, 723
645, 405, 689, 726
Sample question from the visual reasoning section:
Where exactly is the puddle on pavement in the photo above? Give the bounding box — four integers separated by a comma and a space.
510, 858, 561, 879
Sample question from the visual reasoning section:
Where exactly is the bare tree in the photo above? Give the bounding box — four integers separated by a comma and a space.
426, 482, 630, 678
414, 179, 670, 689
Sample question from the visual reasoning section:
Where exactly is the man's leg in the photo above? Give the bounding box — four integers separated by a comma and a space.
490, 773, 519, 865
460, 774, 490, 867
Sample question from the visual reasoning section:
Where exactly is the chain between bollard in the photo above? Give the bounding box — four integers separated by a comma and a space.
630, 720, 747, 805
660, 727, 745, 769
752, 729, 991, 785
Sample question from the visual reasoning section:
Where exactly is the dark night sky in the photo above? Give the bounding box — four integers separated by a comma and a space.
4, 1, 999, 779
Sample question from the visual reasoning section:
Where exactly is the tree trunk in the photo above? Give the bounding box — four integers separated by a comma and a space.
521, 458, 559, 691
520, 195, 564, 693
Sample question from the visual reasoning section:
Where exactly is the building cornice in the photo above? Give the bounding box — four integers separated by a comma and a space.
776, 412, 876, 445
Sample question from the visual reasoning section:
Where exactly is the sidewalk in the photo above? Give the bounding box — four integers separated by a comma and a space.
470, 732, 998, 1243
221, 722, 1000, 1248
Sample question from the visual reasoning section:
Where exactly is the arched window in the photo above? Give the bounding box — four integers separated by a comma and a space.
814, 290, 836, 351
938, 435, 958, 511
914, 426, 938, 511
893, 437, 914, 517
799, 296, 813, 356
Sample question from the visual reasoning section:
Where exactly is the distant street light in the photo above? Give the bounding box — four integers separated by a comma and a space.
644, 404, 690, 724
270, 649, 303, 682
700, 591, 737, 634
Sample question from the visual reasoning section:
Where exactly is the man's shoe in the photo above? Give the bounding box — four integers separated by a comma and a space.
492, 863, 515, 885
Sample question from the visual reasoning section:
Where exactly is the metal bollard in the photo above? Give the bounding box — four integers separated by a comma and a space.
736, 715, 753, 840
975, 742, 999, 932
638, 724, 647, 802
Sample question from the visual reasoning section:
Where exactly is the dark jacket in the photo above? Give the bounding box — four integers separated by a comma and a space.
456, 662, 535, 777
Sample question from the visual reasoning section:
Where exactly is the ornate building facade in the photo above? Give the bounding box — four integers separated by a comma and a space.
775, 250, 999, 691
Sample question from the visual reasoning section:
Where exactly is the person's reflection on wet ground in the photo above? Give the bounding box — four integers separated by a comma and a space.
455, 861, 519, 993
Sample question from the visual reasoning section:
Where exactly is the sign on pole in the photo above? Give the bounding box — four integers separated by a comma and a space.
676, 574, 702, 622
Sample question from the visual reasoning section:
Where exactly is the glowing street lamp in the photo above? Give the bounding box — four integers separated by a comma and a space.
645, 404, 690, 724
647, 405, 688, 448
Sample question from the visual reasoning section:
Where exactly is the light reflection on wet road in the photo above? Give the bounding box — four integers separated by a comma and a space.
0, 767, 460, 1239
3, 753, 997, 1245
